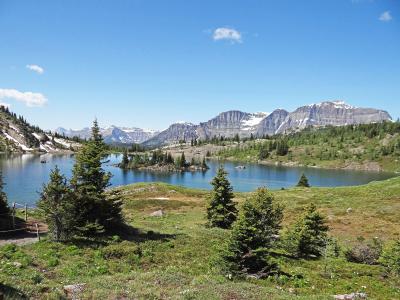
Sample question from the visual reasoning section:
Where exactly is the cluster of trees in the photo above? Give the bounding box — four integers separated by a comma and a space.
206, 167, 322, 277
119, 149, 208, 171
37, 120, 123, 241
258, 139, 289, 159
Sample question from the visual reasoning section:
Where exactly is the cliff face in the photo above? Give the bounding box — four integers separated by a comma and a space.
256, 109, 289, 136
275, 101, 392, 134
197, 111, 267, 139
143, 122, 198, 147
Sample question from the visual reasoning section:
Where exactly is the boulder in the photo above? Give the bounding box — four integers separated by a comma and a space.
63, 284, 86, 299
333, 292, 367, 300
149, 210, 164, 217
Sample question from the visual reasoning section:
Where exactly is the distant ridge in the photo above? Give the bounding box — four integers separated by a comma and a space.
142, 101, 391, 147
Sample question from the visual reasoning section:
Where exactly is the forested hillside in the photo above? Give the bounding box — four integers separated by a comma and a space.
216, 121, 400, 172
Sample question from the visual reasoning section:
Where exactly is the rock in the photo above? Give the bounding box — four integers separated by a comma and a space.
346, 208, 353, 213
12, 262, 22, 268
149, 210, 164, 217
63, 284, 86, 299
333, 292, 367, 299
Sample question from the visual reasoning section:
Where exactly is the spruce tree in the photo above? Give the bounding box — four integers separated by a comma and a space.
120, 148, 129, 168
201, 157, 209, 169
297, 173, 310, 187
0, 171, 9, 215
180, 152, 186, 168
70, 120, 123, 236
284, 204, 329, 258
223, 188, 283, 278
206, 166, 237, 228
0, 171, 10, 231
38, 166, 75, 241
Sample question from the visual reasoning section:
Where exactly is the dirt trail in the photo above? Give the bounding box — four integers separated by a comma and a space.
0, 220, 47, 247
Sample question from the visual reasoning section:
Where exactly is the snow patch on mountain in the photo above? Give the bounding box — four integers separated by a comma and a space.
241, 112, 269, 129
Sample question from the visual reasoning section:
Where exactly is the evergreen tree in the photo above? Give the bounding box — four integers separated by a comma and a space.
38, 167, 75, 241
223, 188, 283, 278
70, 120, 123, 236
297, 173, 310, 187
284, 204, 329, 258
201, 157, 209, 169
0, 171, 10, 231
206, 166, 237, 228
120, 148, 129, 168
179, 152, 186, 168
0, 171, 9, 215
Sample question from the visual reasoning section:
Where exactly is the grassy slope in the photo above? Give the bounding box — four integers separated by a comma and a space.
1, 178, 400, 299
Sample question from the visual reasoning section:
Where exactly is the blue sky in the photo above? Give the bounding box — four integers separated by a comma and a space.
0, 0, 399, 130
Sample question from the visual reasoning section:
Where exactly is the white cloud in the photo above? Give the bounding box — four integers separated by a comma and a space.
0, 88, 48, 107
379, 11, 392, 22
26, 64, 44, 74
213, 27, 242, 43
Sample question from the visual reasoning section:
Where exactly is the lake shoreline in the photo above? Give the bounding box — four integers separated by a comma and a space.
211, 156, 392, 173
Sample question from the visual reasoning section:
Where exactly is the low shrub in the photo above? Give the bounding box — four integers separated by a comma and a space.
345, 237, 382, 265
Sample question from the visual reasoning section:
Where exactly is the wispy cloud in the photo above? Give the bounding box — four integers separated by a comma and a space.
212, 27, 242, 43
379, 11, 392, 22
26, 64, 44, 74
0, 88, 48, 107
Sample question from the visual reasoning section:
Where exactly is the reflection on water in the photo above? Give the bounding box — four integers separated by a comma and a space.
1, 153, 395, 205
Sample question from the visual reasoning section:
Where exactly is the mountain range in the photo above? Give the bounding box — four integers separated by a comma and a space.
143, 101, 392, 147
55, 126, 159, 144
55, 101, 392, 148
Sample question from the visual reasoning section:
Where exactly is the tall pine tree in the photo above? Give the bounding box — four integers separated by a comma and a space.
0, 171, 10, 231
0, 171, 9, 215
70, 120, 123, 235
206, 166, 237, 228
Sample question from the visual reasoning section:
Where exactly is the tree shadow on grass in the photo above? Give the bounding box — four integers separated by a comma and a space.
67, 223, 179, 248
110, 222, 178, 243
0, 283, 28, 300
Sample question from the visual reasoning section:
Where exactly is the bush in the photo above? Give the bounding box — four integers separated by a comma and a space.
345, 238, 382, 265
379, 240, 400, 275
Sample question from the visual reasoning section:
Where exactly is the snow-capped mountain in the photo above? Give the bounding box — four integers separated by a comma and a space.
143, 101, 392, 147
55, 125, 159, 144
0, 106, 80, 153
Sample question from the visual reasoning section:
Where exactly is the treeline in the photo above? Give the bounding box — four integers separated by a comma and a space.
119, 149, 208, 170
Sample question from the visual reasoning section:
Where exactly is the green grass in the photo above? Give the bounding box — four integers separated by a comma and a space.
1, 178, 400, 299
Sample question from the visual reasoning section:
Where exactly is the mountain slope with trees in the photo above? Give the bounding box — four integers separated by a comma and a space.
0, 106, 80, 153
217, 121, 400, 172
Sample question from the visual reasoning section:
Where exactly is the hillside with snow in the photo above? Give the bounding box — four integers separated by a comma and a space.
0, 106, 80, 153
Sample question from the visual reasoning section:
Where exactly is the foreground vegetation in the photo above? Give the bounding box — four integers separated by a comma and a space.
1, 176, 400, 299
216, 121, 400, 172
